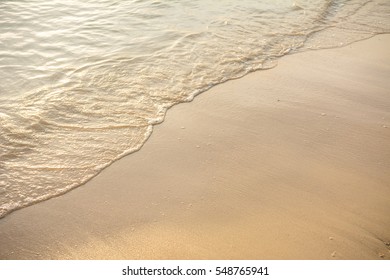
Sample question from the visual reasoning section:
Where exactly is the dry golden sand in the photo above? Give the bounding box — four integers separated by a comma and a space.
0, 35, 390, 260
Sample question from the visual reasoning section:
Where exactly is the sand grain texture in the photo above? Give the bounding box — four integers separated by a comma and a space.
0, 35, 390, 260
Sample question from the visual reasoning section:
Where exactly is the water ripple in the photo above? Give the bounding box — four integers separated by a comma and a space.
0, 0, 389, 218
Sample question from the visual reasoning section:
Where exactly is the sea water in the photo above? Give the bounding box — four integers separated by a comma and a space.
0, 0, 389, 218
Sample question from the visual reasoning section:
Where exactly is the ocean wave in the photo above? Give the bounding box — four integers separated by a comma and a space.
0, 0, 389, 218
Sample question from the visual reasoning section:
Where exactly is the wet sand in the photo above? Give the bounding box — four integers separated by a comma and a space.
0, 35, 389, 260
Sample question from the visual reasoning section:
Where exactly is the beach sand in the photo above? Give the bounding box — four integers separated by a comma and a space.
0, 35, 389, 260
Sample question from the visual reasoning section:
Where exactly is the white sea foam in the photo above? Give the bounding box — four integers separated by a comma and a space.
0, 0, 389, 218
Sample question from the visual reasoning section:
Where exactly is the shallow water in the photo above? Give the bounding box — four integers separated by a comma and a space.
0, 0, 389, 218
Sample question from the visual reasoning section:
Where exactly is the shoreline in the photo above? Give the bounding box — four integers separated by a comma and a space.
1, 34, 390, 259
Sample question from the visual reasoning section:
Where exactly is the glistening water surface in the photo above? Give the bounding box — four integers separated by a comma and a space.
0, 0, 389, 218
